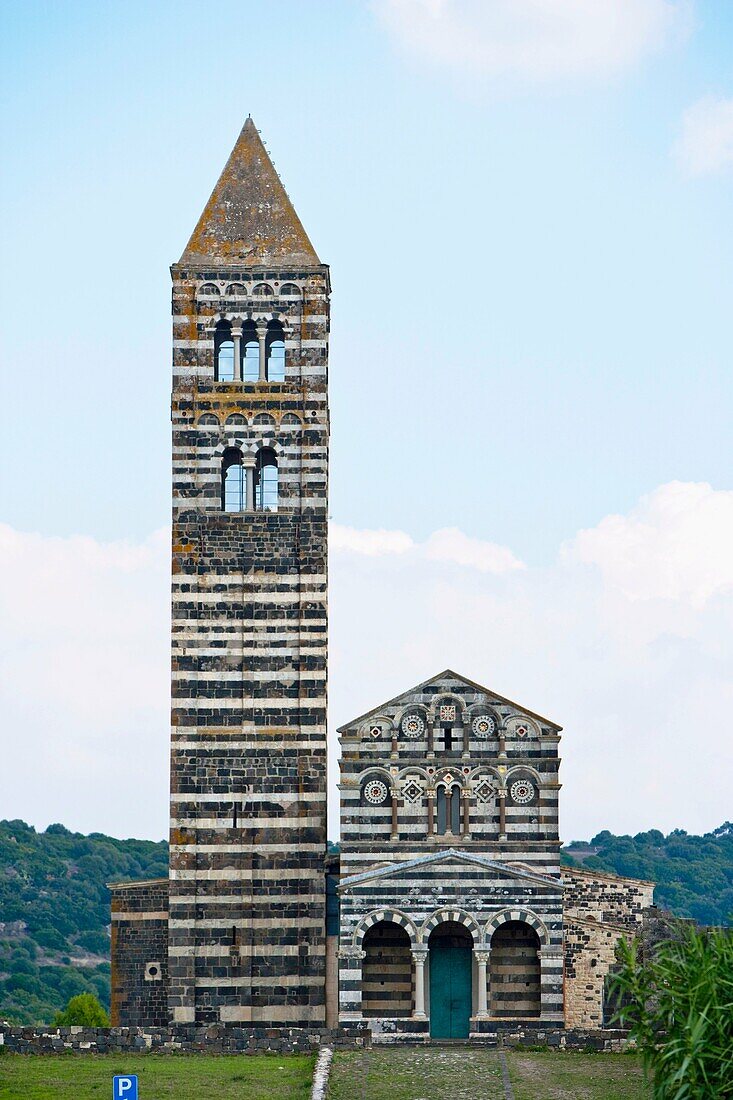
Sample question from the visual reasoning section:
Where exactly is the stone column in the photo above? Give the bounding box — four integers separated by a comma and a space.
232, 325, 242, 382
539, 944, 565, 1023
257, 322, 268, 382
445, 787, 454, 837
411, 945, 428, 1020
390, 787, 399, 841
462, 717, 470, 758
462, 787, 471, 840
498, 787, 507, 840
338, 945, 366, 1022
242, 458, 256, 512
474, 949, 490, 1018
427, 717, 435, 758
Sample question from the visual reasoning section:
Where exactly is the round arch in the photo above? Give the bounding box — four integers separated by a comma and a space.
484, 908, 549, 946
420, 908, 481, 945
504, 764, 543, 785
353, 909, 418, 948
428, 692, 467, 720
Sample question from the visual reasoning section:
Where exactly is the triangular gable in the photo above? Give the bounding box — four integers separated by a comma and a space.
337, 668, 561, 734
337, 848, 561, 892
179, 117, 321, 268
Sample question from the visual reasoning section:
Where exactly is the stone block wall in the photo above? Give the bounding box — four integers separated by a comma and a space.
109, 880, 169, 1027
562, 868, 654, 1028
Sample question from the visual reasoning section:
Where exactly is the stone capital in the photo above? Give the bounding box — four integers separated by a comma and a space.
473, 949, 491, 965
410, 946, 429, 963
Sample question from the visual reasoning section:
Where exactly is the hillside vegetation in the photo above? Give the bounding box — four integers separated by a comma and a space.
0, 819, 167, 1025
0, 818, 730, 1024
562, 822, 733, 925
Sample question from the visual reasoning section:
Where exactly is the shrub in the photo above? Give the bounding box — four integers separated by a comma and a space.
52, 992, 109, 1027
609, 924, 733, 1098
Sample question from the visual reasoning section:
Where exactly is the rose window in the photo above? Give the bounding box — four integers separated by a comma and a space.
363, 780, 389, 805
472, 714, 496, 738
439, 704, 457, 722
510, 779, 535, 804
401, 713, 425, 738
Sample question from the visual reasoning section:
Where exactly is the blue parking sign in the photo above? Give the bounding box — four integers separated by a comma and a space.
113, 1076, 138, 1100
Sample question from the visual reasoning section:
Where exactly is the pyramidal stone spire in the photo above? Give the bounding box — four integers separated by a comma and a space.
179, 116, 321, 268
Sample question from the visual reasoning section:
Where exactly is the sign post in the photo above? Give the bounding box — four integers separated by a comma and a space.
112, 1075, 138, 1100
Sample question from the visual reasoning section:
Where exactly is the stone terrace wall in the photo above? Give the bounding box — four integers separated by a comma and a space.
0, 1024, 369, 1055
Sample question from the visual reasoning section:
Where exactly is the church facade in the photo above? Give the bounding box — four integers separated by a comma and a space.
109, 120, 656, 1038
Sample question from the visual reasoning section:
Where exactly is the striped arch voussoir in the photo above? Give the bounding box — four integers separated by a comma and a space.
353, 910, 417, 947
484, 908, 548, 945
420, 908, 481, 944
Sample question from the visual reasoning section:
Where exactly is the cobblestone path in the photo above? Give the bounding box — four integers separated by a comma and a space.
327, 1047, 649, 1100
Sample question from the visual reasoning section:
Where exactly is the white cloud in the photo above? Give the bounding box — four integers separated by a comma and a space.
330, 524, 414, 556
1, 480, 731, 846
331, 522, 523, 574
674, 96, 733, 176
373, 0, 690, 83
424, 527, 525, 573
565, 481, 733, 605
0, 524, 170, 839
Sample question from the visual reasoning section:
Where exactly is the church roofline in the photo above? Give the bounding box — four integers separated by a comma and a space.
337, 848, 562, 891
178, 116, 323, 269
561, 864, 656, 888
337, 668, 563, 734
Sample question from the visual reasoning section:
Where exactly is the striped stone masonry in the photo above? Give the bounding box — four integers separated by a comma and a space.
337, 672, 565, 1032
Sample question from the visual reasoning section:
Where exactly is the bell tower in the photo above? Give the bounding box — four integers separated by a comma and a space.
167, 118, 329, 1025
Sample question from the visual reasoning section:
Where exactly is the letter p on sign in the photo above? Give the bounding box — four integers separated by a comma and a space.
113, 1075, 138, 1099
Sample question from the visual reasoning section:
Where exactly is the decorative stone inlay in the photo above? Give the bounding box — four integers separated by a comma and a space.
472, 714, 496, 738
509, 779, 535, 804
474, 779, 496, 804
401, 713, 425, 738
363, 779, 389, 805
401, 779, 424, 804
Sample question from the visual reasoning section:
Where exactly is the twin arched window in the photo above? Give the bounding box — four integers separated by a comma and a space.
436, 785, 461, 835
221, 447, 279, 513
214, 320, 285, 383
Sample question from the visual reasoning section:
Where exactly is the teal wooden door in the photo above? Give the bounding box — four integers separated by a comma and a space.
429, 945, 472, 1038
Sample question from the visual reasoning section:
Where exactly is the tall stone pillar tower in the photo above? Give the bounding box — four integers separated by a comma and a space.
167, 118, 329, 1025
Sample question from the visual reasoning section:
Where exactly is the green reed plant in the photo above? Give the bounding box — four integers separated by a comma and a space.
609, 924, 733, 1099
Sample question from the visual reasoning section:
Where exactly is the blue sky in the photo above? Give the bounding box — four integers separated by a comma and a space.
1, 1, 732, 841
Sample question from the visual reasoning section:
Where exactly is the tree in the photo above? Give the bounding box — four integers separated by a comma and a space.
609, 924, 733, 1099
52, 992, 109, 1027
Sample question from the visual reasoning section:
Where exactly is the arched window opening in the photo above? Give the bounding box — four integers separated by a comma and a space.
199, 282, 220, 296
267, 321, 285, 382
222, 448, 246, 512
489, 921, 541, 1019
362, 921, 412, 1019
255, 448, 278, 511
436, 785, 461, 836
252, 282, 273, 296
215, 321, 234, 381
279, 283, 300, 297
241, 320, 259, 383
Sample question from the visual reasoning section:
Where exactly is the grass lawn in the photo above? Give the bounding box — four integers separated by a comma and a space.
0, 1052, 315, 1100
328, 1047, 650, 1100
508, 1051, 650, 1100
